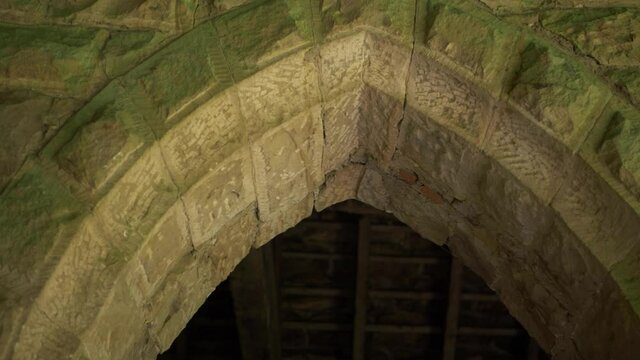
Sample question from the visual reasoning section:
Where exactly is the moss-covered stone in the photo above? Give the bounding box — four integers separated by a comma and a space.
0, 163, 87, 300
101, 29, 170, 78
594, 102, 640, 199
424, 1, 519, 93
540, 8, 640, 67
0, 90, 80, 190
214, 0, 301, 79
0, 24, 108, 96
605, 67, 640, 106
361, 0, 417, 41
507, 38, 610, 145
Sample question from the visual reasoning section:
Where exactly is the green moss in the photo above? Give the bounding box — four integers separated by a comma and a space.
606, 67, 640, 106
0, 164, 87, 266
214, 0, 298, 79
508, 39, 609, 141
48, 0, 98, 17
424, 1, 517, 90
540, 8, 640, 66
102, 30, 170, 78
120, 21, 223, 136
285, 0, 314, 40
366, 0, 416, 39
0, 24, 107, 94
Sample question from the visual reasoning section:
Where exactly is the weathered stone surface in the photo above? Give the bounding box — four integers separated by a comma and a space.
356, 166, 389, 212
0, 163, 87, 303
214, 0, 302, 79
583, 98, 640, 202
56, 111, 146, 194
570, 278, 640, 359
315, 163, 365, 212
0, 0, 249, 31
161, 89, 245, 190
356, 86, 404, 168
485, 102, 571, 202
251, 108, 323, 221
478, 0, 640, 14
394, 106, 476, 201
322, 88, 362, 172
93, 143, 179, 239
319, 32, 367, 100
605, 67, 640, 106
146, 205, 258, 351
407, 53, 493, 142
3, 2, 640, 359
552, 155, 640, 268
0, 91, 79, 189
77, 279, 153, 360
507, 38, 611, 147
182, 148, 255, 248
539, 8, 640, 67
425, 1, 518, 92
125, 204, 193, 304
379, 171, 455, 245
237, 49, 321, 141
362, 31, 412, 101
11, 217, 123, 359
0, 24, 108, 97
119, 21, 224, 135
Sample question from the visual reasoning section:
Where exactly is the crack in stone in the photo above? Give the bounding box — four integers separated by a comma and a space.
394, 0, 420, 162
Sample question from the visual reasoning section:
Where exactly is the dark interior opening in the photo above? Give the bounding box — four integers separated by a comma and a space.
159, 200, 549, 360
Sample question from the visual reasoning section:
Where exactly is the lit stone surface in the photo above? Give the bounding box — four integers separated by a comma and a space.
1, 1, 640, 359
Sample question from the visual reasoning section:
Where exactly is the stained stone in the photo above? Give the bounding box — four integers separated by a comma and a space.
2, 1, 640, 359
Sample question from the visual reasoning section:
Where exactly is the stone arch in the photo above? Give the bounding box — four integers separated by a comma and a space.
1, 1, 640, 360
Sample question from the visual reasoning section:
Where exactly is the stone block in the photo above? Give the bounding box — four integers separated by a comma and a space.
147, 206, 258, 351
507, 38, 611, 147
251, 109, 323, 221
357, 86, 404, 169
425, 2, 519, 92
407, 52, 493, 142
161, 89, 245, 190
319, 32, 367, 100
322, 88, 362, 173
182, 148, 256, 248
315, 163, 365, 212
363, 31, 412, 101
237, 48, 321, 141
484, 102, 571, 203
78, 280, 152, 360
93, 143, 179, 239
127, 204, 193, 302
552, 155, 640, 268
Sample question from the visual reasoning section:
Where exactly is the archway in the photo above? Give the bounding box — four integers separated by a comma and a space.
159, 200, 551, 359
1, 1, 639, 359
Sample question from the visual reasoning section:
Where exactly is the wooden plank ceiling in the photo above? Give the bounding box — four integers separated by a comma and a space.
159, 200, 548, 360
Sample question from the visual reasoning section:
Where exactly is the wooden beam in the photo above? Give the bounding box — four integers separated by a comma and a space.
283, 321, 351, 331
353, 217, 371, 360
228, 243, 282, 360
370, 255, 446, 264
442, 258, 463, 360
366, 324, 442, 334
281, 287, 350, 297
458, 327, 523, 337
281, 251, 353, 260
369, 290, 445, 300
